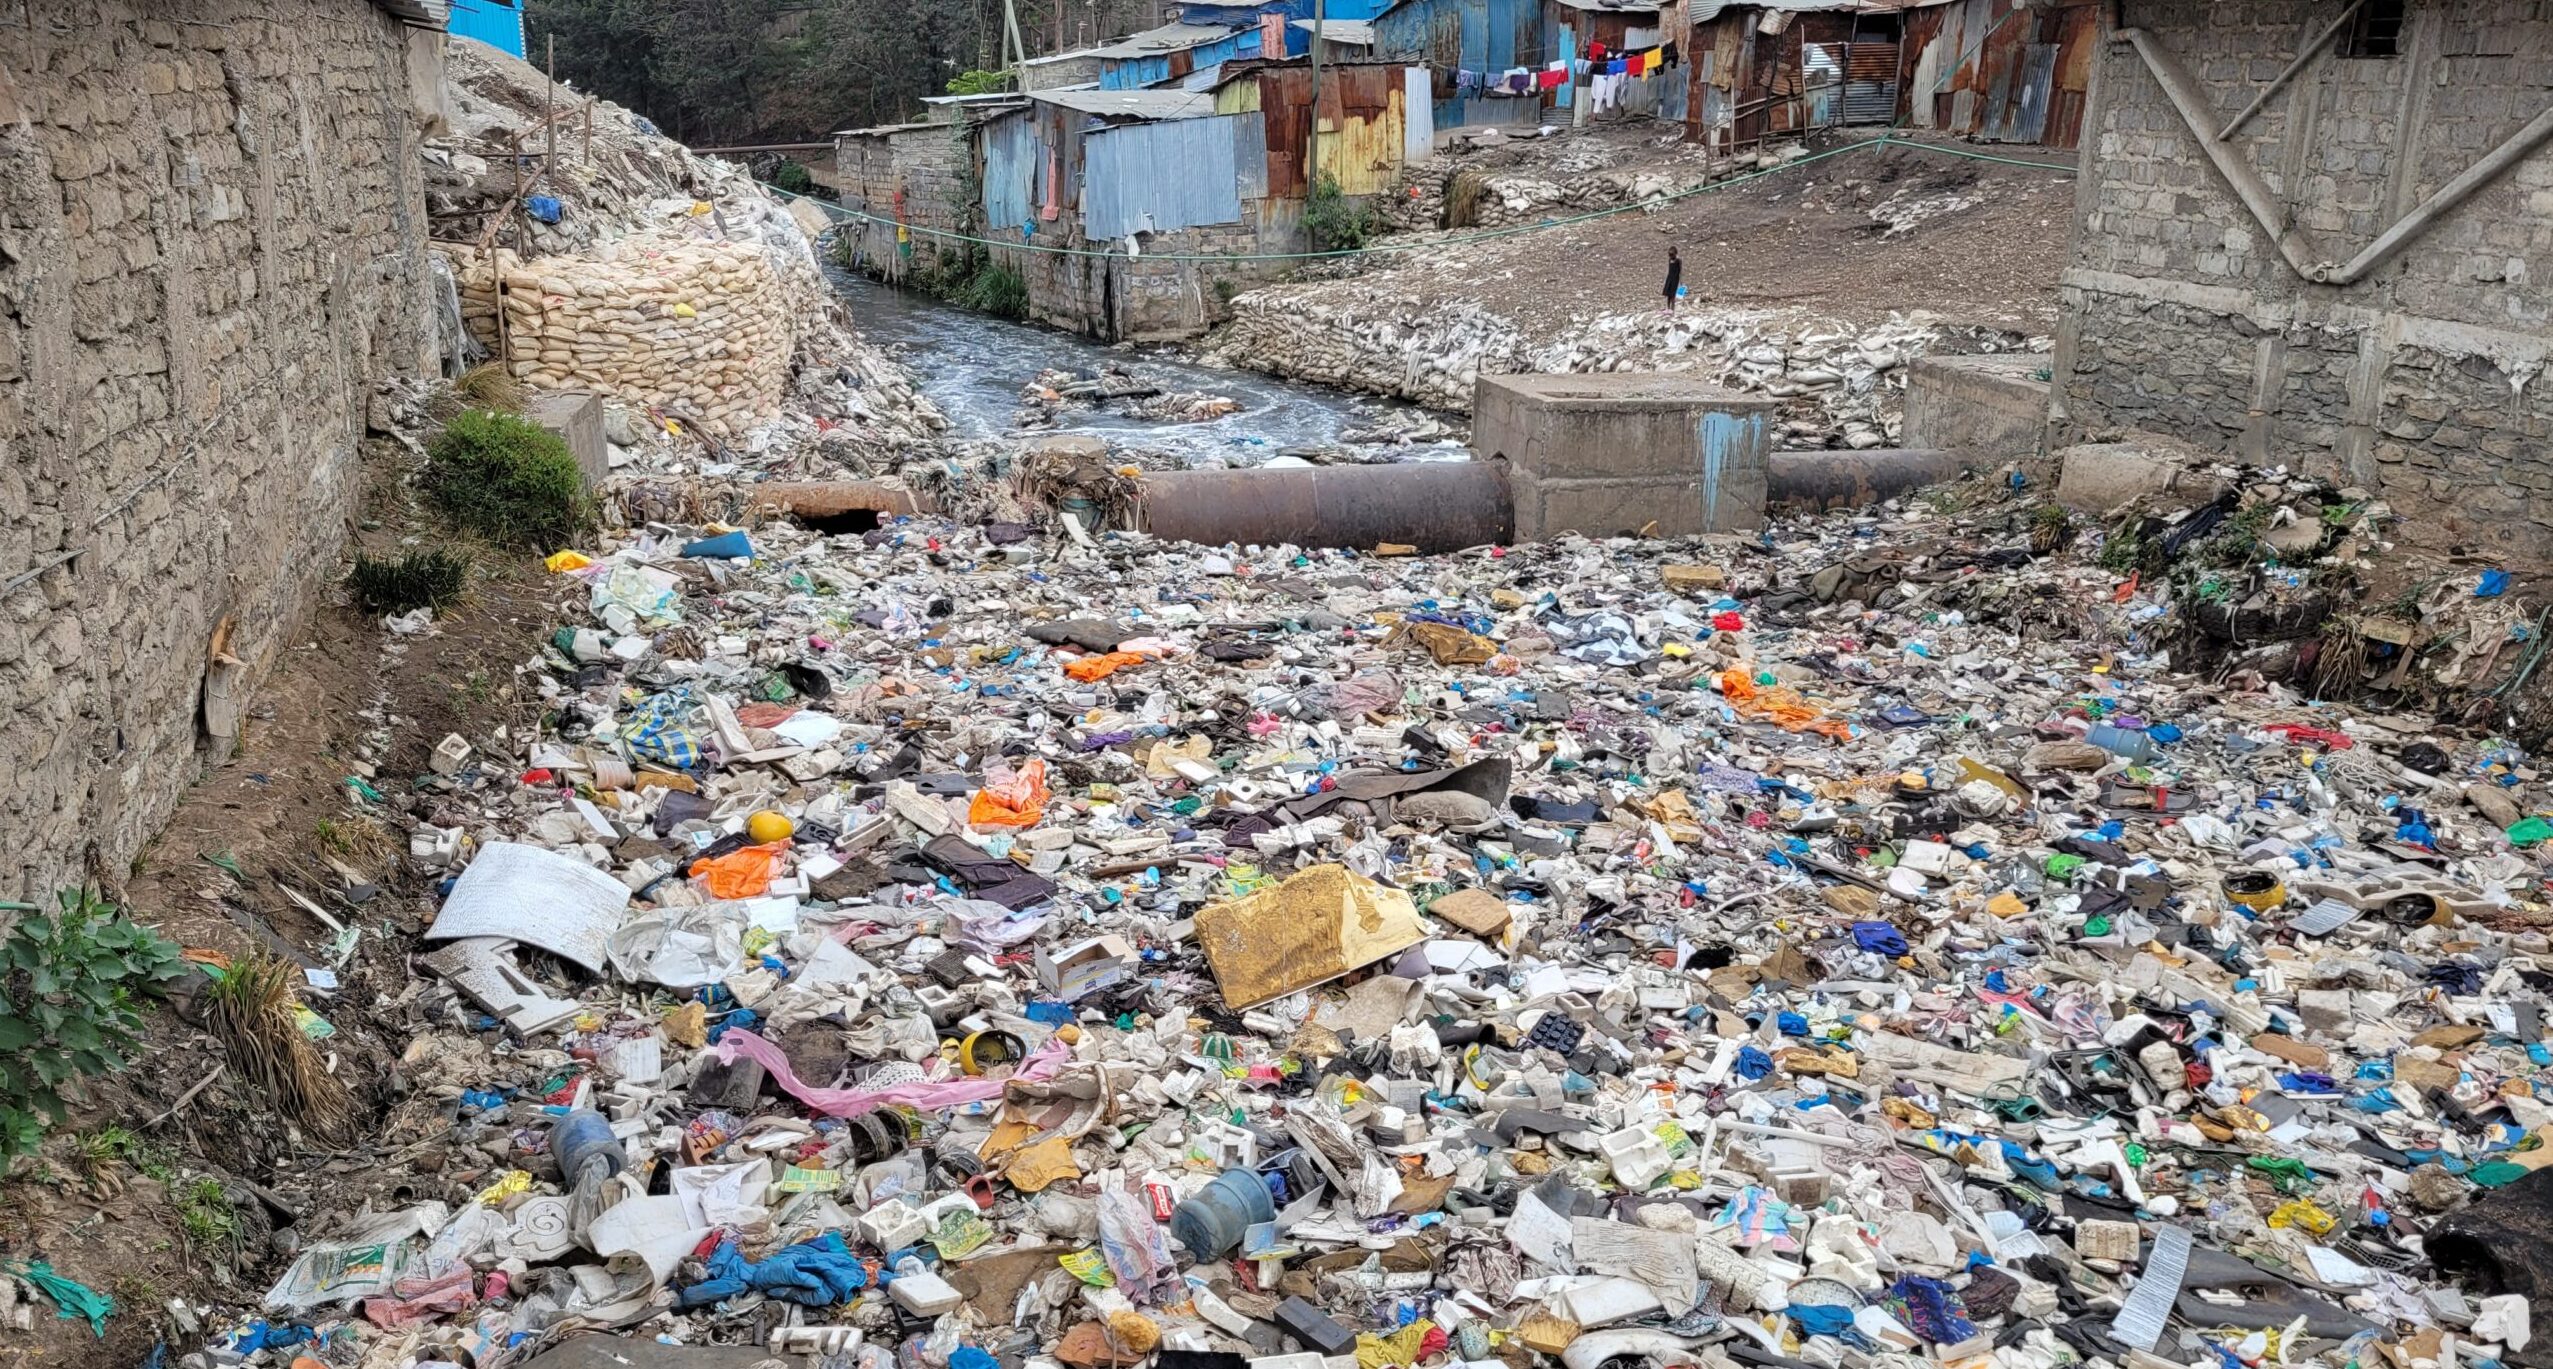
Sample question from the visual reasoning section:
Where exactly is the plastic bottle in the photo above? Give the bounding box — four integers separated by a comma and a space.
1168, 1168, 1277, 1259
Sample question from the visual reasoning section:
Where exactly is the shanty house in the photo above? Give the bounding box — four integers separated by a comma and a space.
977, 89, 1296, 339
1549, 0, 1683, 122
1176, 0, 1395, 55
1212, 58, 1434, 196
1094, 22, 1267, 89
1372, 0, 1551, 131
1681, 0, 2096, 150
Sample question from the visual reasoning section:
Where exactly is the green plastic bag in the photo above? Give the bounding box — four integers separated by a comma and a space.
2509, 816, 2553, 847
9, 1260, 110, 1336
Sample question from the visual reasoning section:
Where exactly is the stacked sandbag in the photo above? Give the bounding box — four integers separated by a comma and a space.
441, 238, 794, 439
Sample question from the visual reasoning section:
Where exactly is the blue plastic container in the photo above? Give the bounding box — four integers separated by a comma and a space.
1170, 1168, 1276, 1258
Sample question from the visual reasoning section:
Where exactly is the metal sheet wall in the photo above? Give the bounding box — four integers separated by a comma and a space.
1244, 63, 1412, 199
1084, 112, 1268, 238
980, 112, 1040, 237
1371, 0, 1543, 127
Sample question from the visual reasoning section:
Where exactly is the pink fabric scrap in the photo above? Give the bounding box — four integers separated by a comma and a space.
713, 1027, 1072, 1118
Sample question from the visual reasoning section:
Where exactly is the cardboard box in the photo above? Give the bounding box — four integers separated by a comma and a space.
1036, 934, 1136, 1001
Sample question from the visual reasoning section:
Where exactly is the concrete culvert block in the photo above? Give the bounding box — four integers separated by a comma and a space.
2053, 441, 2233, 514
1475, 373, 1774, 538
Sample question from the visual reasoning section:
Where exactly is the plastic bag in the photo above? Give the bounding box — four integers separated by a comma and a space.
691, 843, 785, 899
1094, 1174, 1179, 1305
968, 758, 1050, 829
1064, 651, 1147, 682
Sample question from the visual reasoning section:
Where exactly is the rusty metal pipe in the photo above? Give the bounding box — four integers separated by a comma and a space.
1767, 448, 1972, 512
1130, 460, 1515, 553
741, 449, 1970, 550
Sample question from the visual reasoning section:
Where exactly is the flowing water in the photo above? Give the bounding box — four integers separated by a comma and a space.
827, 267, 1460, 464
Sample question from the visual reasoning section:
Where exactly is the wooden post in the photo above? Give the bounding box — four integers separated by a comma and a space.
544, 33, 557, 179
1307, 0, 1325, 187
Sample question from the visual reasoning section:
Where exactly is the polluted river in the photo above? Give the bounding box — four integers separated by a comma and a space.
827, 268, 1464, 463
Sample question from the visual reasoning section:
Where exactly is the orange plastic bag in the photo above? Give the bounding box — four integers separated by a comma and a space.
691, 842, 786, 899
1064, 651, 1147, 682
968, 758, 1051, 829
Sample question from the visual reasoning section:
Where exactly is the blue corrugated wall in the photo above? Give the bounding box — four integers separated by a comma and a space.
1083, 113, 1267, 239
1372, 0, 1543, 128
448, 0, 525, 58
1098, 27, 1265, 88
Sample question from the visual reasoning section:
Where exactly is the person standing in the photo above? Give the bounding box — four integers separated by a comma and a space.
1661, 245, 1683, 314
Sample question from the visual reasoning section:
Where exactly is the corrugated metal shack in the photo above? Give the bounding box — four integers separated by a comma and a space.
1683, 0, 2095, 150
976, 88, 1302, 341
1093, 22, 1267, 89
1372, 0, 1551, 132
1900, 0, 2099, 148
1213, 58, 1431, 196
1549, 0, 1683, 122
1179, 0, 1397, 56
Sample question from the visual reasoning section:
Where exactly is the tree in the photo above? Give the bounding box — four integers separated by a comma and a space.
527, 0, 1172, 146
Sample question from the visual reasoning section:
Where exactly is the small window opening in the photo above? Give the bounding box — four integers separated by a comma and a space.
2340, 0, 2407, 58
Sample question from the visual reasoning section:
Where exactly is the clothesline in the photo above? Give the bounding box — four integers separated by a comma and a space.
1445, 38, 1681, 114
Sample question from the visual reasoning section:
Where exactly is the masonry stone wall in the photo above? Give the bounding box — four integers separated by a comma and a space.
0, 0, 435, 900
994, 209, 1296, 342
836, 123, 971, 286
2051, 0, 2553, 559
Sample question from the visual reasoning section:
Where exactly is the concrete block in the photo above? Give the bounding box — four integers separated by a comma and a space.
1901, 354, 2051, 460
2053, 441, 2233, 514
527, 390, 608, 491
1477, 374, 1772, 537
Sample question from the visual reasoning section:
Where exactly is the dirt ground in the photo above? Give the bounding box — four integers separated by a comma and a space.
0, 435, 557, 1367
1346, 129, 2075, 337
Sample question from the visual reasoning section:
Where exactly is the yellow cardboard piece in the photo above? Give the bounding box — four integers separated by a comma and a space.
1194, 864, 1427, 1010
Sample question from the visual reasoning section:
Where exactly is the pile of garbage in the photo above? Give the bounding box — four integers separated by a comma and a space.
185, 473, 2553, 1369
1015, 370, 1246, 430
1209, 287, 2036, 447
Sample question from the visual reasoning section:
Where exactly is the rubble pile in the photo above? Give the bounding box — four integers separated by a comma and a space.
1210, 289, 2035, 446
1381, 132, 1802, 233
193, 475, 2553, 1369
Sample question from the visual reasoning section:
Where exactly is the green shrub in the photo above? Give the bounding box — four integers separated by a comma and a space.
424, 410, 595, 547
0, 890, 185, 1161
349, 549, 472, 614
946, 68, 1014, 96
771, 159, 816, 197
949, 260, 1030, 320
1302, 174, 1377, 253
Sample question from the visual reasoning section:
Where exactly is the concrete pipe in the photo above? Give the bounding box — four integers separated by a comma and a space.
1129, 460, 1515, 554
736, 480, 938, 520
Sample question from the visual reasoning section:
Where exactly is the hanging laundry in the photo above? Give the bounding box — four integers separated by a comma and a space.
1537, 67, 1564, 90
1662, 39, 1680, 68
1627, 51, 1648, 75
1605, 57, 1627, 75
1587, 41, 1606, 59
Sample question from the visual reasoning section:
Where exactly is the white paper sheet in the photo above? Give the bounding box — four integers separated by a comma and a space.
426, 842, 631, 973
